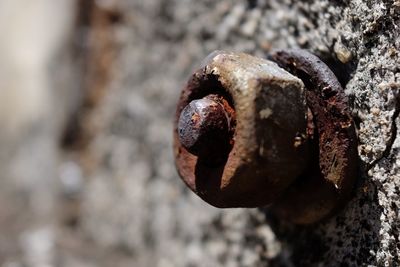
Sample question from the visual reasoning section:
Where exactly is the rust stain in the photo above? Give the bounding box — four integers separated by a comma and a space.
61, 0, 121, 153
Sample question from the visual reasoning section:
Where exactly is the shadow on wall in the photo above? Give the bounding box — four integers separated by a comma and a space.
264, 164, 382, 266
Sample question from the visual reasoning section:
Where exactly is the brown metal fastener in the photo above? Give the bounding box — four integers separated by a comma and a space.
178, 94, 235, 166
173, 50, 358, 224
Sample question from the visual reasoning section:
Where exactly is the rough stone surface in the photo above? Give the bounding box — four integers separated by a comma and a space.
0, 0, 399, 266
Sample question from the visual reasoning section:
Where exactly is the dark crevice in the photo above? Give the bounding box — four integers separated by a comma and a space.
61, 1, 118, 150
246, 0, 258, 9
319, 51, 357, 88
330, 0, 350, 7
367, 94, 400, 170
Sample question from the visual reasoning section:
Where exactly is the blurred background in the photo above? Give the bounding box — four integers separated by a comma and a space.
0, 0, 399, 266
0, 0, 270, 266
0, 0, 202, 266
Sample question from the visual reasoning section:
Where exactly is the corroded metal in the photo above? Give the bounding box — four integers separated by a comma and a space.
178, 94, 235, 166
270, 49, 358, 224
173, 50, 358, 224
174, 51, 309, 208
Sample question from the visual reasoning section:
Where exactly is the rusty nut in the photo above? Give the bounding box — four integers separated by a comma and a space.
173, 50, 358, 224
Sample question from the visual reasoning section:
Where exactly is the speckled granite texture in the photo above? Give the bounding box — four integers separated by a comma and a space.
0, 0, 399, 266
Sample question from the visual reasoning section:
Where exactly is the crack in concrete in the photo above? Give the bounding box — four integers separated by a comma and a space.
367, 94, 400, 170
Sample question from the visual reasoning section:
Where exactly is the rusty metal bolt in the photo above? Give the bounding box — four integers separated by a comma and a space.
173, 50, 358, 224
178, 94, 235, 166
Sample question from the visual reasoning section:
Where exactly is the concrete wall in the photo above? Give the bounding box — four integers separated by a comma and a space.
0, 0, 399, 266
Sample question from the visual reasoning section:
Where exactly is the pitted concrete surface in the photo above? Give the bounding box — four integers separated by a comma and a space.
0, 0, 398, 266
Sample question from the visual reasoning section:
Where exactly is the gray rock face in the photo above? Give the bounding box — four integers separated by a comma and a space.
0, 0, 398, 266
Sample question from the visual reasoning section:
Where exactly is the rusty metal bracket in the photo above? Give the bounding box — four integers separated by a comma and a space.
173, 50, 358, 224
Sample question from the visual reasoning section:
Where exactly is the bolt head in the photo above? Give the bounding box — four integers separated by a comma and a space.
178, 95, 232, 165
